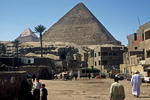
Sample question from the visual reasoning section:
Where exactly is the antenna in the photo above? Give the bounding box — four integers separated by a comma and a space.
137, 16, 141, 26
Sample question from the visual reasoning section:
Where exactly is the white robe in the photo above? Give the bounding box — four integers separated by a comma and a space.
131, 74, 141, 96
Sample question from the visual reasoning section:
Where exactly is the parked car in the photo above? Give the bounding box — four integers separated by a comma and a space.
144, 77, 150, 83
115, 73, 131, 80
101, 73, 106, 78
115, 74, 125, 80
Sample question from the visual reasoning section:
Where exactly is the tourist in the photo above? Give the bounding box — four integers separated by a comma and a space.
88, 73, 91, 79
131, 70, 142, 97
74, 73, 78, 80
33, 78, 41, 100
41, 84, 48, 100
109, 76, 125, 100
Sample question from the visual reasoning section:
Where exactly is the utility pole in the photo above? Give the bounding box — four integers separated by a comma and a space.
137, 16, 141, 26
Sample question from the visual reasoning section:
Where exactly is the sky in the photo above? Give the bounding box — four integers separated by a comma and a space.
0, 0, 150, 45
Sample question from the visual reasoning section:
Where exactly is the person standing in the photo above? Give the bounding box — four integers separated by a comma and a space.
33, 78, 41, 100
41, 84, 48, 100
88, 73, 91, 79
131, 70, 142, 97
110, 76, 125, 100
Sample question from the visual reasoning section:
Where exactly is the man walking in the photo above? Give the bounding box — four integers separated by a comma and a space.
131, 70, 142, 97
110, 76, 125, 100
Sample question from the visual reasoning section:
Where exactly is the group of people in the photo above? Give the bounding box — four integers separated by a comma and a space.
32, 78, 48, 100
31, 71, 142, 100
109, 70, 142, 100
54, 71, 78, 80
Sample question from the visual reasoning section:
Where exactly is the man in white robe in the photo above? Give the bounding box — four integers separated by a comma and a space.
131, 70, 142, 97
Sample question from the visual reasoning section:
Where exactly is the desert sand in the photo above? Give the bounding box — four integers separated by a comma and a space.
40, 78, 150, 100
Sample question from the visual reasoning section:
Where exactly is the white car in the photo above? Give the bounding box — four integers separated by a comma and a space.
144, 77, 150, 83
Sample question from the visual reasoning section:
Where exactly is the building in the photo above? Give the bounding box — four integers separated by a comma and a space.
94, 44, 127, 72
0, 43, 6, 55
122, 21, 150, 76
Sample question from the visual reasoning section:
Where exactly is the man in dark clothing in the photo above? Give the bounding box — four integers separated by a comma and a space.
88, 73, 91, 79
41, 84, 48, 100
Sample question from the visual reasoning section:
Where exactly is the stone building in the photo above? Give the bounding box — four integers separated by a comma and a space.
127, 22, 150, 56
94, 44, 127, 72
121, 21, 150, 76
0, 43, 6, 55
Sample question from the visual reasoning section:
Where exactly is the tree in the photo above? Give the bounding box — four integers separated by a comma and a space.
35, 25, 46, 57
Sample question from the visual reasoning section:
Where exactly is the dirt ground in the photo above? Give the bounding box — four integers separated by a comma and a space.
40, 78, 150, 100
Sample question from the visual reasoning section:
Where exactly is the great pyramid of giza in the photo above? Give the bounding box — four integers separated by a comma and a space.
16, 28, 38, 43
43, 2, 121, 45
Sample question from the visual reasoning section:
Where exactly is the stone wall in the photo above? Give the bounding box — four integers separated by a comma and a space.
19, 65, 52, 79
0, 71, 27, 99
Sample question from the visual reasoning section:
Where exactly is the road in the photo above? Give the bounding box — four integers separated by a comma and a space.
40, 78, 150, 100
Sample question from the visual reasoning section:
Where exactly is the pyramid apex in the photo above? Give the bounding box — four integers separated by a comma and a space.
74, 2, 87, 8
77, 2, 84, 5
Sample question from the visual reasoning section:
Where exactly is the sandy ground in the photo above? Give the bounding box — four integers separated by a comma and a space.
40, 78, 150, 100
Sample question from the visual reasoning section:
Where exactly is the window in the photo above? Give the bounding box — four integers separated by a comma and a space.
98, 52, 101, 56
147, 51, 150, 58
142, 33, 144, 41
95, 62, 97, 66
112, 52, 117, 56
108, 52, 112, 56
101, 60, 107, 65
145, 30, 150, 40
134, 33, 137, 41
28, 60, 31, 64
101, 52, 108, 56
95, 53, 96, 57
99, 60, 101, 65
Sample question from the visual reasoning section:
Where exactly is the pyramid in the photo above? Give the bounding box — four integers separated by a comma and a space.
43, 2, 121, 45
16, 28, 38, 43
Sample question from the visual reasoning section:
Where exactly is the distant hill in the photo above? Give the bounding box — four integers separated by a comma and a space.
16, 28, 38, 43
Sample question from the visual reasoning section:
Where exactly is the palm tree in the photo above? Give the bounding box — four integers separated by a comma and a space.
35, 25, 46, 57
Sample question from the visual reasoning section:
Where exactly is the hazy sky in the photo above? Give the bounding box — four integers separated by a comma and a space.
0, 0, 150, 45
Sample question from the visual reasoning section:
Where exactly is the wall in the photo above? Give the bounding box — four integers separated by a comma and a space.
19, 65, 52, 79
0, 71, 27, 99
120, 64, 144, 75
